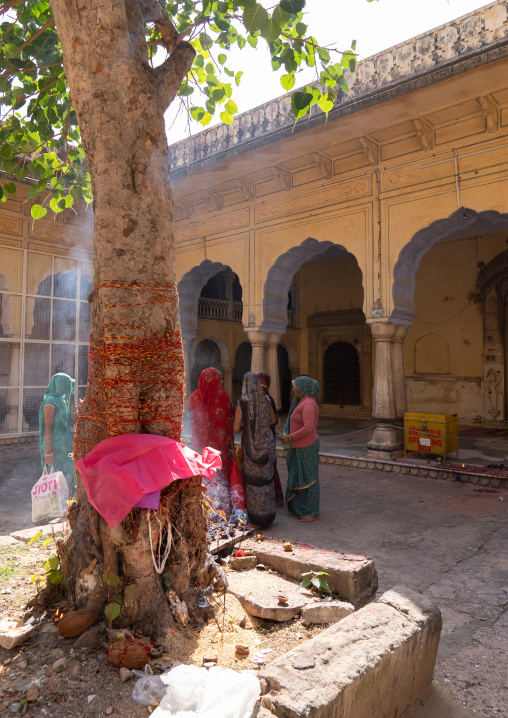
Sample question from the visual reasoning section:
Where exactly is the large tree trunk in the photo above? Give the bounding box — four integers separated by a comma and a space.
50, 0, 204, 641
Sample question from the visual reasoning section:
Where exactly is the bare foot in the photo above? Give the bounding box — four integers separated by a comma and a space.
298, 516, 318, 523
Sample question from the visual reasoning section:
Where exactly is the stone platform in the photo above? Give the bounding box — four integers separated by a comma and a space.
244, 538, 378, 608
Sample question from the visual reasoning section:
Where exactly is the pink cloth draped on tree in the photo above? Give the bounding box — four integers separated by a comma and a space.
75, 434, 221, 527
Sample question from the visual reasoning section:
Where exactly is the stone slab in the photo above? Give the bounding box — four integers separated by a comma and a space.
230, 555, 258, 570
229, 589, 304, 622
245, 538, 378, 607
0, 619, 35, 649
10, 522, 67, 543
301, 600, 355, 625
257, 585, 442, 718
209, 529, 254, 555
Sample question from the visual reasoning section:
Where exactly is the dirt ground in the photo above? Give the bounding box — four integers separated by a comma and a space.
1, 443, 507, 716
0, 533, 326, 717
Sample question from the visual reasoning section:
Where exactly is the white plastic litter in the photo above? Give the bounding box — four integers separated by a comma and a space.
132, 665, 169, 706
152, 664, 260, 718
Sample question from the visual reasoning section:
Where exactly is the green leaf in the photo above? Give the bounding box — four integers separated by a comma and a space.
280, 74, 295, 92
235, 71, 243, 86
247, 35, 258, 49
48, 570, 63, 584
28, 185, 43, 199
300, 577, 311, 588
31, 204, 47, 220
199, 32, 214, 50
272, 5, 291, 26
279, 0, 305, 13
218, 53, 227, 65
178, 84, 194, 96
243, 3, 269, 33
104, 602, 121, 622
0, 187, 4, 201
318, 92, 335, 114
50, 197, 63, 214
4, 182, 16, 195
102, 570, 120, 587
220, 111, 234, 125
47, 555, 59, 570
260, 18, 282, 44
291, 90, 312, 119
225, 99, 237, 114
115, 593, 124, 605
27, 529, 42, 545
317, 46, 330, 63
295, 22, 307, 35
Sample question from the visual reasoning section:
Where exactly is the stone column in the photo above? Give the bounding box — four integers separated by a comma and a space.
367, 322, 403, 458
247, 330, 268, 375
267, 333, 282, 410
223, 269, 235, 322
223, 365, 233, 400
2, 342, 20, 433
182, 335, 194, 399
392, 324, 408, 420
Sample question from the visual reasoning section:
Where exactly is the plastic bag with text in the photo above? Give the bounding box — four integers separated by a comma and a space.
31, 468, 69, 523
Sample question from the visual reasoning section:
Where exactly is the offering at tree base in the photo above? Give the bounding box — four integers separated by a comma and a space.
107, 639, 150, 669
235, 644, 250, 656
255, 533, 264, 542
284, 542, 293, 552
57, 609, 98, 638
277, 595, 289, 606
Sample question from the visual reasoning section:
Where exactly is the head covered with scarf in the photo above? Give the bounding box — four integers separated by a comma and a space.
189, 367, 234, 455
39, 373, 75, 425
283, 376, 320, 434
39, 373, 76, 482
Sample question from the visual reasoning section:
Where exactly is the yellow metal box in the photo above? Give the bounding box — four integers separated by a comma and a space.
404, 412, 459, 459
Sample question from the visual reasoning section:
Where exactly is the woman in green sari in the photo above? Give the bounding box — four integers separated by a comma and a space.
39, 373, 77, 496
281, 376, 320, 523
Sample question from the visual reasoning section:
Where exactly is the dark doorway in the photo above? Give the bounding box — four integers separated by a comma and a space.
323, 341, 360, 405
232, 341, 252, 403
277, 345, 291, 413
191, 339, 223, 392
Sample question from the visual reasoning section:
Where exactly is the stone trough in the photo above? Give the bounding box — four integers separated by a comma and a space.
252, 585, 442, 718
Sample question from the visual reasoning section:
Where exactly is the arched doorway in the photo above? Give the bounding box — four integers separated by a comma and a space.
233, 341, 252, 403
190, 339, 223, 392
323, 341, 360, 405
392, 208, 508, 424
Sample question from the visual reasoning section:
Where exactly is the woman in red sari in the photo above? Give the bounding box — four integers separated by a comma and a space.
187, 367, 235, 517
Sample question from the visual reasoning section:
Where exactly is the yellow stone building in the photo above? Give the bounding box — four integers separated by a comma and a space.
2, 2, 508, 457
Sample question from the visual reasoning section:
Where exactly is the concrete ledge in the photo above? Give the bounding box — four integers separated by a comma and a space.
10, 522, 67, 543
244, 539, 378, 607
276, 447, 508, 488
257, 585, 442, 718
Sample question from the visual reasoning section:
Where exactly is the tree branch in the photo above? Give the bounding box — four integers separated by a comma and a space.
141, 0, 178, 53
155, 40, 195, 113
19, 16, 55, 51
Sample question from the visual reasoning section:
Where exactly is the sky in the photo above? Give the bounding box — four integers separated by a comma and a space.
165, 0, 493, 144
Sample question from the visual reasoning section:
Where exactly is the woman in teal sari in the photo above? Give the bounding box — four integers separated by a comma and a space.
39, 373, 77, 496
281, 376, 320, 523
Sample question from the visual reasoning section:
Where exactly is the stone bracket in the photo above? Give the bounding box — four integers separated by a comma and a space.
233, 178, 254, 202
412, 118, 433, 150
173, 199, 193, 221
359, 136, 380, 166
272, 166, 291, 191
311, 152, 332, 179
477, 96, 498, 133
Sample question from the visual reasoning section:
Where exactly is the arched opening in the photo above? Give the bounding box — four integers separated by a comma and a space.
263, 238, 370, 416
190, 339, 224, 392
323, 341, 360, 405
233, 341, 252, 403
278, 345, 292, 413
393, 208, 508, 423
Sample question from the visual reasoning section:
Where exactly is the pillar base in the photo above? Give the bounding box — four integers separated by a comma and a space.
367, 423, 404, 459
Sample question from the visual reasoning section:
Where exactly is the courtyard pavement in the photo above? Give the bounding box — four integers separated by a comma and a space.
1, 441, 507, 716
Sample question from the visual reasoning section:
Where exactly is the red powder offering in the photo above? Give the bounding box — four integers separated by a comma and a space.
236, 549, 244, 557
